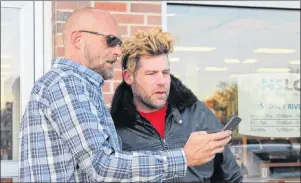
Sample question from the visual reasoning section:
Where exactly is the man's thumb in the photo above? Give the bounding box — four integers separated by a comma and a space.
197, 131, 208, 135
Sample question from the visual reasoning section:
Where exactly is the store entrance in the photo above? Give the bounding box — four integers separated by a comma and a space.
1, 1, 35, 181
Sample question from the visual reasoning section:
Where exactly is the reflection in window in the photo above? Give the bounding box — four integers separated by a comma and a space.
167, 4, 300, 182
1, 7, 21, 163
1, 102, 13, 160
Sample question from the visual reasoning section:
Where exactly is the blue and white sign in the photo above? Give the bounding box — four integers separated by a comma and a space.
237, 73, 300, 137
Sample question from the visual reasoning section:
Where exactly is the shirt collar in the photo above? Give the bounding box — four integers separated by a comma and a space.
52, 57, 104, 88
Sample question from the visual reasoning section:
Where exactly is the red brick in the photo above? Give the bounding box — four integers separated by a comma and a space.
118, 25, 128, 36
55, 34, 64, 46
56, 47, 65, 57
95, 2, 127, 12
104, 94, 113, 104
113, 81, 122, 91
121, 36, 129, 41
131, 26, 157, 34
147, 15, 161, 25
56, 23, 64, 33
56, 1, 90, 10
102, 81, 111, 93
131, 3, 161, 13
112, 14, 144, 24
115, 61, 122, 70
57, 11, 72, 22
113, 70, 122, 80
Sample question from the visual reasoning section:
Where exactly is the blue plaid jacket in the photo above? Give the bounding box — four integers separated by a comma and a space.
19, 58, 187, 182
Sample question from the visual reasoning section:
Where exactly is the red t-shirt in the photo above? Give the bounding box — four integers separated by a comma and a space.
138, 103, 168, 138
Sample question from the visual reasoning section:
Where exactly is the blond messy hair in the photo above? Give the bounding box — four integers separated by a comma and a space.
121, 27, 177, 73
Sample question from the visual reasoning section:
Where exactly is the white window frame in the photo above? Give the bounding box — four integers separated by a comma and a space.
1, 1, 34, 178
0, 1, 52, 179
42, 1, 53, 75
161, 1, 301, 31
34, 1, 53, 80
1, 1, 34, 123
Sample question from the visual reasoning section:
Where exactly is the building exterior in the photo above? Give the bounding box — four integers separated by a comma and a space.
1, 1, 300, 182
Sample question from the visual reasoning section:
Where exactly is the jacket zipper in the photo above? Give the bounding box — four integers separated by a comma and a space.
138, 114, 181, 183
139, 116, 168, 150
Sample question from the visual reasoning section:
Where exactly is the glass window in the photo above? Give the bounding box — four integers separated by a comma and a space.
1, 7, 21, 161
167, 4, 300, 182
1, 5, 22, 182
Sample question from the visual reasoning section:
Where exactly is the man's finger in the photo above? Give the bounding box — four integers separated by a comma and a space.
215, 136, 232, 147
212, 146, 225, 154
211, 130, 232, 140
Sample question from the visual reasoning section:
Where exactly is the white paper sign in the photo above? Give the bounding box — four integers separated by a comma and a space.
237, 73, 300, 137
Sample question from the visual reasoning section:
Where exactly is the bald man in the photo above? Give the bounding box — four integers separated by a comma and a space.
19, 7, 232, 182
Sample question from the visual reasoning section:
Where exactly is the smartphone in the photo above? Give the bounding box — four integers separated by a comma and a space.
221, 115, 242, 131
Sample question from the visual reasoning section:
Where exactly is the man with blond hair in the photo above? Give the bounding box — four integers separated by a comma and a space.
111, 27, 243, 182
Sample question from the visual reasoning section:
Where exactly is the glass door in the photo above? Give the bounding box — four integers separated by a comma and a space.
1, 1, 34, 181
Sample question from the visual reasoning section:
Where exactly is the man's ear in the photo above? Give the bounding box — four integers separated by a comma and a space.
123, 70, 133, 85
71, 31, 81, 49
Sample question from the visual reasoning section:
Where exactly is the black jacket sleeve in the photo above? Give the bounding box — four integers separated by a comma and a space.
199, 101, 244, 183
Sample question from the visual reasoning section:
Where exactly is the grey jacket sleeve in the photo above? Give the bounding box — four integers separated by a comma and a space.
201, 101, 244, 183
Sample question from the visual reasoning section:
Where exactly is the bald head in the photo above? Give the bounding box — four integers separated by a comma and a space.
61, 7, 122, 80
63, 7, 117, 48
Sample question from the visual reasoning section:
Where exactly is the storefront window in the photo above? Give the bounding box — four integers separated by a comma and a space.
167, 4, 300, 182
1, 7, 21, 161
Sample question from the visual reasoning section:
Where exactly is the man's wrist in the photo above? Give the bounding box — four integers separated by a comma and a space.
161, 148, 187, 180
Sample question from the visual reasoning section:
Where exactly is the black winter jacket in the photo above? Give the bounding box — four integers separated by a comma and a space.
111, 75, 243, 183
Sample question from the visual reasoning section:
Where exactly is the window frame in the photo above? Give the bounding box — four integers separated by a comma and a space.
161, 1, 301, 31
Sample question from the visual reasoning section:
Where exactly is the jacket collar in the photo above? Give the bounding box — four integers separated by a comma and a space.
110, 74, 197, 127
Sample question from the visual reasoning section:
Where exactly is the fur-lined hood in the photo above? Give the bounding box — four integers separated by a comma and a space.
110, 74, 198, 127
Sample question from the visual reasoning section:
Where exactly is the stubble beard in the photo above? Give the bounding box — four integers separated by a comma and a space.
84, 45, 114, 80
132, 81, 168, 110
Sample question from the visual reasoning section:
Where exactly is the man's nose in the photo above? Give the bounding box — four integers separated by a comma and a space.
156, 73, 168, 85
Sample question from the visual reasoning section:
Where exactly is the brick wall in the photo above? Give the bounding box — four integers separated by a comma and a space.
53, 1, 162, 106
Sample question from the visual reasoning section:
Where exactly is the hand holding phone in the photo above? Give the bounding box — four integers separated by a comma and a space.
221, 115, 242, 132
